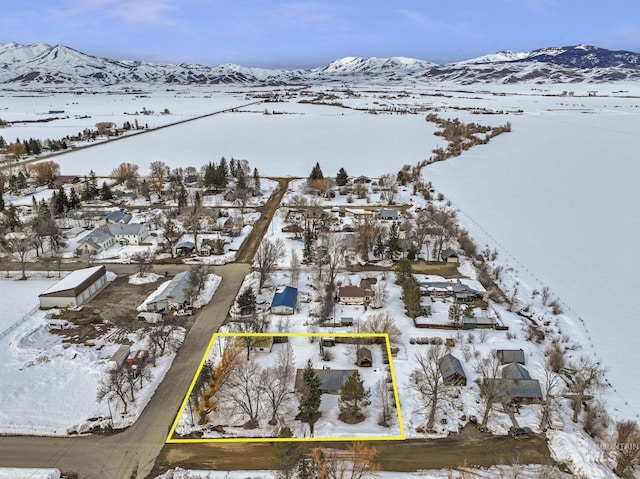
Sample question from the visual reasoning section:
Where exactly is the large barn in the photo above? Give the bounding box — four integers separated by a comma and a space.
38, 266, 108, 309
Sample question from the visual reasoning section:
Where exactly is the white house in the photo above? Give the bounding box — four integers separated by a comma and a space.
76, 224, 149, 255
39, 266, 108, 309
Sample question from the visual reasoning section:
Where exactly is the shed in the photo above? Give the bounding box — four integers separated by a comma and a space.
38, 266, 107, 309
175, 240, 196, 257
379, 208, 400, 221
63, 226, 85, 239
271, 286, 298, 315
497, 349, 526, 365
108, 345, 131, 370
439, 353, 467, 386
295, 368, 354, 395
462, 316, 496, 330
356, 347, 373, 367
441, 248, 459, 263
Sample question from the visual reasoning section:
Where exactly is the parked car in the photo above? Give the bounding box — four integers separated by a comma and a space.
173, 309, 193, 317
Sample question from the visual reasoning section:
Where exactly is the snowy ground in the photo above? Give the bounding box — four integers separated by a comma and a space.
0, 271, 220, 435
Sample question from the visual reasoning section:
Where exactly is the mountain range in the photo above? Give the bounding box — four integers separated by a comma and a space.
1, 42, 639, 87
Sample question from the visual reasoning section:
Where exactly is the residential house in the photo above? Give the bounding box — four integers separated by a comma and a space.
271, 286, 298, 315
76, 224, 148, 255
50, 175, 81, 188
337, 279, 373, 305
98, 209, 132, 226
295, 368, 354, 395
439, 353, 467, 386
175, 240, 196, 257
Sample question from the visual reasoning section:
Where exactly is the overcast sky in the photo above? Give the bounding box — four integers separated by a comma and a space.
1, 0, 639, 68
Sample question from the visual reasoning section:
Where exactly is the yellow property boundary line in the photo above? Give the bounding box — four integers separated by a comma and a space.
166, 332, 405, 443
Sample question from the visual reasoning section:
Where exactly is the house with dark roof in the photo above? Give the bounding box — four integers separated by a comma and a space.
295, 368, 354, 395
439, 353, 467, 386
98, 210, 132, 226
497, 349, 526, 365
175, 240, 196, 257
39, 266, 107, 309
503, 362, 531, 381
379, 208, 401, 221
50, 175, 81, 188
271, 286, 298, 315
337, 279, 373, 305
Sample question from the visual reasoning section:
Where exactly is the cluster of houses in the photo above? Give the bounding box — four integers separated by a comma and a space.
439, 348, 543, 404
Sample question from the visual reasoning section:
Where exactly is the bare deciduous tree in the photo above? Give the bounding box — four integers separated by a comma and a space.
1, 228, 34, 279
97, 368, 131, 415
475, 351, 503, 429
376, 378, 395, 428
362, 312, 401, 345
131, 250, 155, 277
566, 356, 607, 423
614, 420, 640, 476
311, 442, 380, 479
255, 237, 285, 290
539, 356, 564, 431
225, 359, 264, 429
145, 324, 182, 358
378, 173, 397, 205
262, 343, 296, 425
409, 344, 449, 431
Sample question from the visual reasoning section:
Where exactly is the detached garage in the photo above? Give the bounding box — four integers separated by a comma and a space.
39, 266, 108, 309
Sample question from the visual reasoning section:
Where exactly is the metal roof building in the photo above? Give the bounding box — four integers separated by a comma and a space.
39, 266, 107, 309
145, 271, 192, 312
439, 353, 467, 386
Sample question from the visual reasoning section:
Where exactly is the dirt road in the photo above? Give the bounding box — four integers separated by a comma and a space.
150, 430, 551, 476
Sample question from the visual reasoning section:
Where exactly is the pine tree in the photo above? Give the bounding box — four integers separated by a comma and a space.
448, 302, 462, 326
56, 185, 69, 215
88, 170, 99, 198
394, 258, 413, 285
253, 167, 260, 191
99, 181, 113, 201
68, 187, 81, 210
274, 426, 303, 479
298, 359, 322, 422
402, 276, 422, 319
177, 185, 188, 213
386, 222, 400, 259
338, 370, 371, 423
236, 287, 256, 314
373, 235, 386, 259
336, 167, 348, 186
303, 228, 314, 263
236, 168, 246, 190
309, 162, 324, 181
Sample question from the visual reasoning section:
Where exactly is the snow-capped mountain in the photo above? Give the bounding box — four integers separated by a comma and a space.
1, 42, 639, 87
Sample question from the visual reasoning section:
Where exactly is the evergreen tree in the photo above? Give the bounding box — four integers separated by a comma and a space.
303, 228, 314, 263
373, 235, 386, 259
16, 172, 27, 190
336, 167, 348, 186
386, 222, 400, 259
0, 183, 4, 211
298, 359, 322, 422
56, 185, 69, 215
338, 370, 371, 422
68, 187, 81, 210
4, 204, 21, 231
394, 258, 413, 285
177, 185, 188, 213
99, 181, 113, 201
203, 161, 216, 188
236, 287, 256, 314
88, 170, 99, 198
236, 168, 247, 190
309, 162, 324, 181
229, 158, 237, 178
401, 276, 422, 319
139, 179, 150, 200
274, 426, 303, 479
448, 302, 462, 326
253, 167, 260, 191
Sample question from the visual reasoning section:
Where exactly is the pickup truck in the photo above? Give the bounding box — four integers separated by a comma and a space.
173, 309, 193, 317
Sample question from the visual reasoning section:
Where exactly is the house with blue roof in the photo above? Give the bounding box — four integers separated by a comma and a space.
271, 286, 298, 315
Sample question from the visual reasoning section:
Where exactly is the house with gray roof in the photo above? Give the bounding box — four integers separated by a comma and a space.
441, 248, 459, 263
76, 223, 149, 255
98, 209, 132, 226
503, 362, 532, 381
439, 353, 467, 386
497, 349, 526, 365
294, 368, 354, 395
145, 271, 192, 312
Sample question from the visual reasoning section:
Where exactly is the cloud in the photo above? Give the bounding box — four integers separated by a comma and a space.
47, 0, 182, 28
395, 9, 428, 26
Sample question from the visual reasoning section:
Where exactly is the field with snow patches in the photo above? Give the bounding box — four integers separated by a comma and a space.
2, 83, 640, 476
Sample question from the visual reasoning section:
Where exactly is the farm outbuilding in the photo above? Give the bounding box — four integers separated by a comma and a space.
497, 349, 526, 365
439, 353, 467, 386
440, 248, 459, 263
38, 265, 108, 309
356, 347, 373, 367
145, 271, 192, 312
